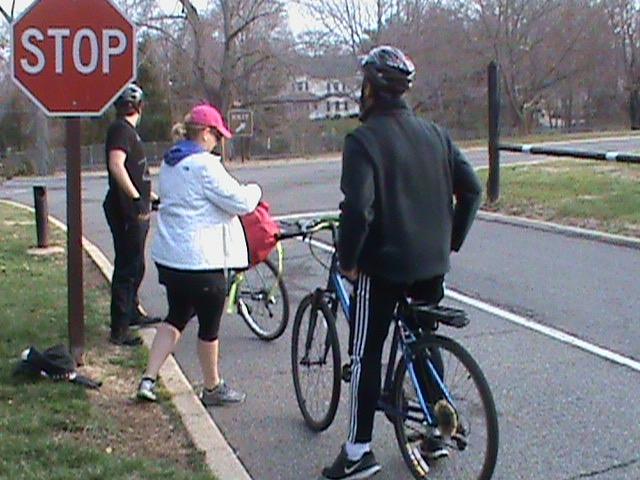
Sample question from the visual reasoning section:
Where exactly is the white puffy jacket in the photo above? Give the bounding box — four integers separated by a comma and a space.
151, 151, 262, 270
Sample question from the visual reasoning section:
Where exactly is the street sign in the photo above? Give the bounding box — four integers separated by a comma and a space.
11, 0, 136, 117
228, 109, 254, 137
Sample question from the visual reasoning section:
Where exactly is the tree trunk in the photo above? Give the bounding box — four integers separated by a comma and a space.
33, 110, 52, 175
630, 88, 640, 130
563, 94, 574, 132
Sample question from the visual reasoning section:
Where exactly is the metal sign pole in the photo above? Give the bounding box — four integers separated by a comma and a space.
66, 117, 85, 366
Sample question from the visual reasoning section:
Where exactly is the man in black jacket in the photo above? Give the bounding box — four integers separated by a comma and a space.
103, 84, 159, 347
321, 46, 482, 480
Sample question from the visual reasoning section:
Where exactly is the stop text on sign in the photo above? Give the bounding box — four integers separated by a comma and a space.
19, 27, 127, 75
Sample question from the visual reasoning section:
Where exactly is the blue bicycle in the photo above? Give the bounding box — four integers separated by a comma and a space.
287, 218, 499, 479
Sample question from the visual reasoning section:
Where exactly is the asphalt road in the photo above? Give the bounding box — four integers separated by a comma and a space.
2, 136, 639, 480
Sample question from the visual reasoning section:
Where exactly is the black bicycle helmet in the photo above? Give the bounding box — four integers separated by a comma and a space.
114, 83, 144, 115
360, 46, 415, 95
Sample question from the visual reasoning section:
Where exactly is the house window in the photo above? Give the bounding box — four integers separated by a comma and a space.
305, 81, 309, 91
334, 81, 340, 91
326, 82, 331, 93
326, 101, 331, 112
344, 101, 348, 110
335, 101, 341, 111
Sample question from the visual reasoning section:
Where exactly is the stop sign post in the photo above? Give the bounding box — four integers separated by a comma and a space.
11, 0, 136, 365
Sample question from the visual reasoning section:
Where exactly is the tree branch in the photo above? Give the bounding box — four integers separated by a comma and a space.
1, 5, 12, 23
135, 22, 186, 51
228, 10, 274, 44
146, 14, 186, 22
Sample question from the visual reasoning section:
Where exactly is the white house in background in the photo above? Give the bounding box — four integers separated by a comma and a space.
285, 75, 360, 120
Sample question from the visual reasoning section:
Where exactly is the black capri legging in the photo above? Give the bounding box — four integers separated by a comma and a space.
157, 264, 227, 342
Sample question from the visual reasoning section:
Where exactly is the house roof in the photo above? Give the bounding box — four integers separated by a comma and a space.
277, 91, 357, 103
292, 54, 360, 79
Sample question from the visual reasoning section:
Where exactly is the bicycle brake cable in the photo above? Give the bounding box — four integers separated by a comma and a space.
308, 231, 331, 271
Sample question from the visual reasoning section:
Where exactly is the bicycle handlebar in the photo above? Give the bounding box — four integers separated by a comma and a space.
276, 217, 339, 241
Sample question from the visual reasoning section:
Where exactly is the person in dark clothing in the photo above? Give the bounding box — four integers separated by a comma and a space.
321, 46, 483, 480
103, 84, 159, 347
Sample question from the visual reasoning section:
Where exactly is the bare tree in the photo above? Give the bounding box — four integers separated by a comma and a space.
165, 0, 287, 112
604, 0, 640, 128
0, 0, 16, 24
295, 0, 394, 56
381, 1, 486, 132
0, 0, 53, 174
459, 0, 600, 132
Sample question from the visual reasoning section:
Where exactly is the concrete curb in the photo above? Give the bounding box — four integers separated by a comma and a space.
477, 210, 640, 250
0, 199, 252, 480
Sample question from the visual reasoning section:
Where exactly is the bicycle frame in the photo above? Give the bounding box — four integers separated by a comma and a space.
226, 242, 284, 314
326, 252, 351, 317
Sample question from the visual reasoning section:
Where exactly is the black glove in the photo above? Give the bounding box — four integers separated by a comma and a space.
151, 197, 161, 211
132, 197, 149, 220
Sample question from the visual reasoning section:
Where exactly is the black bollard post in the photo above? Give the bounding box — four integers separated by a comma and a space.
487, 61, 501, 203
33, 185, 49, 248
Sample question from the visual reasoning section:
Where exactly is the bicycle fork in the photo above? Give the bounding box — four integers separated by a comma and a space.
300, 289, 332, 367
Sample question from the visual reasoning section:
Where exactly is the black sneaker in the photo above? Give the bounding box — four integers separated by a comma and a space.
420, 433, 449, 460
129, 313, 162, 328
109, 330, 143, 346
321, 446, 381, 479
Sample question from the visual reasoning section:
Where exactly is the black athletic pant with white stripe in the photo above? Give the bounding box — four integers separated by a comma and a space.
347, 273, 444, 444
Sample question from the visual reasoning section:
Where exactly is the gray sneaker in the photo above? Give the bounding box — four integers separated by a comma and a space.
137, 377, 157, 402
201, 380, 246, 406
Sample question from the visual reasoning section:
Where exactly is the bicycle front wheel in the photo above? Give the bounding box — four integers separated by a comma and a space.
291, 292, 341, 432
237, 259, 289, 341
393, 335, 499, 480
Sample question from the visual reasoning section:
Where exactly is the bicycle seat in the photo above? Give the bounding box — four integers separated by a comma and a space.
407, 303, 470, 329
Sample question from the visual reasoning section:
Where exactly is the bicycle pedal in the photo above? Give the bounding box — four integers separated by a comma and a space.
434, 400, 458, 437
341, 363, 351, 383
452, 424, 468, 451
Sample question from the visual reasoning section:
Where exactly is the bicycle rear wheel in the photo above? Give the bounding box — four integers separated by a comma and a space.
392, 335, 499, 480
291, 292, 341, 431
237, 259, 289, 341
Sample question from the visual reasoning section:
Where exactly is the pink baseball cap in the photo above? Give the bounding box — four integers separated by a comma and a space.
188, 103, 233, 139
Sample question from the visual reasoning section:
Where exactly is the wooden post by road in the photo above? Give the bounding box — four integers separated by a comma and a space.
66, 118, 85, 366
33, 186, 49, 248
487, 61, 501, 203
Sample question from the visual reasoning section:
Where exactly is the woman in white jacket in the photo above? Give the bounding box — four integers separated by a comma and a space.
137, 103, 261, 406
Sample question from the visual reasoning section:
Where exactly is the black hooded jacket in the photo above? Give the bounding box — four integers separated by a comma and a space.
338, 97, 482, 283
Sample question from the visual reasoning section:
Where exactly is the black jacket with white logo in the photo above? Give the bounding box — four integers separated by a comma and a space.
338, 97, 482, 283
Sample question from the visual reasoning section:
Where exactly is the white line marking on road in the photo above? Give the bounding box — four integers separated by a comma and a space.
444, 289, 640, 373
277, 210, 640, 373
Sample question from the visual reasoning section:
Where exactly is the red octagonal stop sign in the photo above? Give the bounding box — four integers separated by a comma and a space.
11, 0, 136, 117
